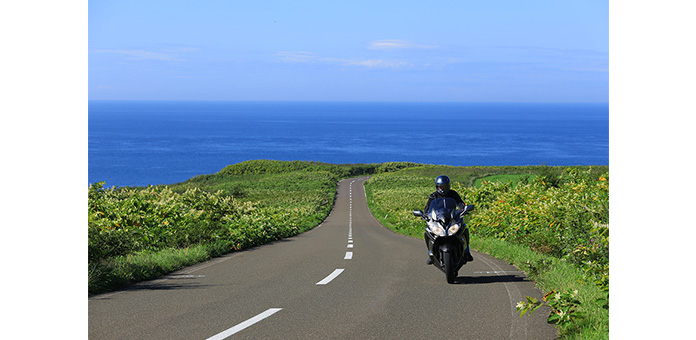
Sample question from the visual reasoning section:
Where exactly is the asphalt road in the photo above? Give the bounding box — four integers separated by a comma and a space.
89, 177, 557, 339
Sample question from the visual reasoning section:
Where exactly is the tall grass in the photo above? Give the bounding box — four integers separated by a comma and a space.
88, 246, 211, 294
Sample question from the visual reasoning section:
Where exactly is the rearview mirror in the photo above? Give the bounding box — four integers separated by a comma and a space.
412, 210, 424, 217
459, 205, 475, 217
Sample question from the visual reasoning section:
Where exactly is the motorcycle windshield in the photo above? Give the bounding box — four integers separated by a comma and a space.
427, 197, 458, 222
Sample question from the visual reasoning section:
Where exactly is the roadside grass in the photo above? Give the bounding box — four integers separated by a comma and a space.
364, 166, 609, 340
474, 237, 608, 340
88, 245, 211, 294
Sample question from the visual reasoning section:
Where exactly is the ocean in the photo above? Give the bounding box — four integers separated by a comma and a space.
88, 101, 608, 187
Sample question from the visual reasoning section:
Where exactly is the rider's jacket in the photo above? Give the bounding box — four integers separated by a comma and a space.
423, 190, 466, 213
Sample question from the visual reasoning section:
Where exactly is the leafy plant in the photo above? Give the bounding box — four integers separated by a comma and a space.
517, 289, 585, 330
457, 167, 609, 270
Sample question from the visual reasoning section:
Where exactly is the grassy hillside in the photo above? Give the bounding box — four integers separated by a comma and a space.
88, 160, 418, 294
88, 160, 609, 339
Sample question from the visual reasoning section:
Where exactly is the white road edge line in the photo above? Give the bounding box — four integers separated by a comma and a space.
316, 268, 345, 285
478, 256, 527, 340
206, 308, 282, 340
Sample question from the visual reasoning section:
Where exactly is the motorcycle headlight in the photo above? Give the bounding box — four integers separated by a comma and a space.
448, 223, 461, 235
428, 222, 446, 237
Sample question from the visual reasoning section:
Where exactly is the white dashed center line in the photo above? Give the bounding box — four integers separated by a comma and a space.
316, 269, 345, 285
206, 308, 282, 340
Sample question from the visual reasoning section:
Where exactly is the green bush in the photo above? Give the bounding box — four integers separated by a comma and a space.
88, 182, 249, 262
456, 167, 609, 270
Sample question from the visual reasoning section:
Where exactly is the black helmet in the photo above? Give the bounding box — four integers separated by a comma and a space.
435, 175, 450, 195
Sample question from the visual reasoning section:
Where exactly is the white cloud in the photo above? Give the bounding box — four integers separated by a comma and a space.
342, 59, 412, 69
276, 51, 317, 63
367, 39, 439, 50
275, 51, 412, 69
165, 47, 199, 53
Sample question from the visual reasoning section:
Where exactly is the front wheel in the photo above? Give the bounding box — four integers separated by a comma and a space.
443, 251, 457, 284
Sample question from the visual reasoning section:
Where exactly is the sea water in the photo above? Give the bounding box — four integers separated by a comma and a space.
88, 101, 608, 187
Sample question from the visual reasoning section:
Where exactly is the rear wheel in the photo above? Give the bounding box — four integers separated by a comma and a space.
443, 252, 456, 284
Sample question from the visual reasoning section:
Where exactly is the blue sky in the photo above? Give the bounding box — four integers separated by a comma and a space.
89, 0, 608, 102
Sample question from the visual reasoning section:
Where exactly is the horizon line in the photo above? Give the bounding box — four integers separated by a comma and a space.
88, 99, 609, 104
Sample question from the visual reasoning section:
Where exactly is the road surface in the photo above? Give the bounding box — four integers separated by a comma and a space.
89, 177, 557, 339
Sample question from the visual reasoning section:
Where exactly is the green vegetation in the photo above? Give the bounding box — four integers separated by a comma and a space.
473, 173, 537, 187
364, 164, 608, 339
88, 160, 418, 295
88, 160, 609, 339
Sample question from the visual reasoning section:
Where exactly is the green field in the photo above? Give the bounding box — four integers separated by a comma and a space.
88, 160, 608, 339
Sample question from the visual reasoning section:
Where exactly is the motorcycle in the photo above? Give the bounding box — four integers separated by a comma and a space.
413, 197, 474, 284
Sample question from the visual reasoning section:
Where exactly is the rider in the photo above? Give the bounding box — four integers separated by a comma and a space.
424, 175, 474, 264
